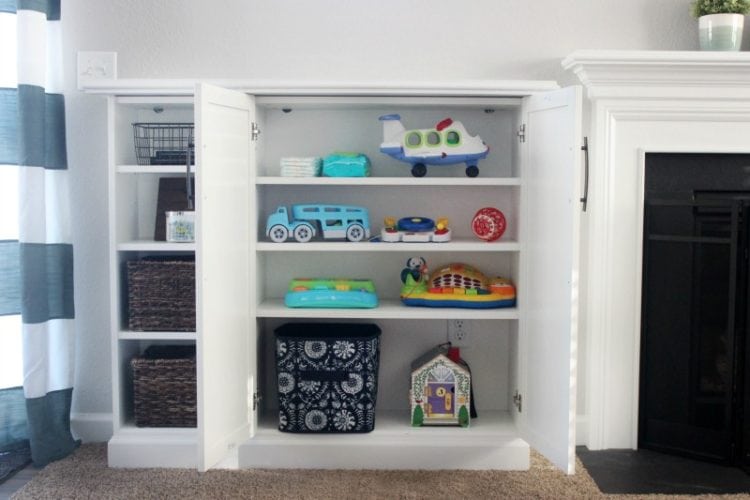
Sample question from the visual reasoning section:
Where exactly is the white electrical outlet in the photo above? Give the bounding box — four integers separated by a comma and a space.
447, 319, 471, 346
77, 51, 117, 89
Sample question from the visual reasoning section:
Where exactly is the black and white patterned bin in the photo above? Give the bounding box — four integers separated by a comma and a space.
275, 323, 381, 433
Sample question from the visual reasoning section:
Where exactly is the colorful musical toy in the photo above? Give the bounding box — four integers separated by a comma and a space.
381, 216, 451, 243
285, 278, 378, 308
379, 115, 490, 177
400, 259, 516, 309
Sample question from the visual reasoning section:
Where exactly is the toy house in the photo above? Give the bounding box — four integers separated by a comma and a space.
410, 345, 471, 427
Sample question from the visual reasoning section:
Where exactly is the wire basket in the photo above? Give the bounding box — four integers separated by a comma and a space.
133, 123, 195, 166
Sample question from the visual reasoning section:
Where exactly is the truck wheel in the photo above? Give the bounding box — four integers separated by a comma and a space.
293, 224, 313, 243
268, 224, 289, 243
466, 165, 479, 177
346, 224, 365, 242
411, 163, 427, 177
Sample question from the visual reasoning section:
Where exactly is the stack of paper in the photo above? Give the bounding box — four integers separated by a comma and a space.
280, 157, 322, 177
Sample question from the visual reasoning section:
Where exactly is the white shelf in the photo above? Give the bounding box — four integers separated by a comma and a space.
239, 410, 529, 470
256, 176, 521, 186
256, 238, 520, 252
256, 299, 520, 319
118, 240, 195, 252
118, 330, 196, 340
117, 423, 198, 435
82, 78, 559, 96
117, 164, 195, 174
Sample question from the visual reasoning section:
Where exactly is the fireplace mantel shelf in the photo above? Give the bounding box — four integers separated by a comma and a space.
562, 50, 750, 99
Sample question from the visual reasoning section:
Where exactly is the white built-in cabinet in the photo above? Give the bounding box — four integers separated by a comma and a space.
90, 80, 582, 473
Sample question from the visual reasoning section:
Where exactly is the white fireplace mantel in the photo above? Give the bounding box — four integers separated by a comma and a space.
563, 50, 750, 99
563, 50, 750, 451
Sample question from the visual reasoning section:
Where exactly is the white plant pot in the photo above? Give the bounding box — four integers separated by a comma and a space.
699, 13, 744, 51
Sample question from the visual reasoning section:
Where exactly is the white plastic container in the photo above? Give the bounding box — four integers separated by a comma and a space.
166, 211, 195, 242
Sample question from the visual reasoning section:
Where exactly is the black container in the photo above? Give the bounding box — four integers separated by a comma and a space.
275, 323, 381, 433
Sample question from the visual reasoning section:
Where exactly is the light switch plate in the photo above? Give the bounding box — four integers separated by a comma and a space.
77, 51, 117, 89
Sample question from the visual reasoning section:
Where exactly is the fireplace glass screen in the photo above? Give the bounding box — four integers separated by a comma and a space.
640, 153, 750, 468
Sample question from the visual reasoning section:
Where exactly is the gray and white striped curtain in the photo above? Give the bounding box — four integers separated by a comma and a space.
0, 0, 77, 467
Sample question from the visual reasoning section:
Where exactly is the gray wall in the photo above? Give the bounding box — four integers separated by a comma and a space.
62, 0, 703, 422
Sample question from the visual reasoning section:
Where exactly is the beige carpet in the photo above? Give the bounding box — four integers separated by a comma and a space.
10, 444, 750, 499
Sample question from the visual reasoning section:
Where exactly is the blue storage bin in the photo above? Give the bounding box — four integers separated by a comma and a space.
275, 323, 381, 433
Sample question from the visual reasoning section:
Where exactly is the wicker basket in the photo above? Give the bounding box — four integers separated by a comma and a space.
132, 345, 196, 427
126, 257, 195, 332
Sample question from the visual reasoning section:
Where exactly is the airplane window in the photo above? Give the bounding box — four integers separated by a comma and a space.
446, 130, 460, 145
406, 132, 422, 147
426, 131, 440, 146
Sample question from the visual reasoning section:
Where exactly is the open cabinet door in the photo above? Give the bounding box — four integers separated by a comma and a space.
519, 86, 582, 474
195, 83, 257, 471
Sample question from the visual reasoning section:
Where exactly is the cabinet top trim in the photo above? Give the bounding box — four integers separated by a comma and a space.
563, 49, 750, 66
563, 50, 750, 100
79, 78, 559, 97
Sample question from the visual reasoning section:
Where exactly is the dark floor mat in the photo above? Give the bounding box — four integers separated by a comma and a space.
0, 442, 31, 485
577, 446, 750, 495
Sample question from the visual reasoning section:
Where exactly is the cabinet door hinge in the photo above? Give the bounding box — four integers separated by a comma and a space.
251, 122, 261, 142
513, 390, 523, 412
517, 124, 526, 143
252, 391, 262, 411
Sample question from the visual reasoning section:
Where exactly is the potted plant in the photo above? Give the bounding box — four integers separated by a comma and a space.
691, 0, 750, 50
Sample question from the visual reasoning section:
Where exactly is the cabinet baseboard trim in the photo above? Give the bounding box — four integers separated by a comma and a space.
71, 412, 113, 443
576, 414, 588, 446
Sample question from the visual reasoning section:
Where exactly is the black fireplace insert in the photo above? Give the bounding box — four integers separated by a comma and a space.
640, 153, 750, 470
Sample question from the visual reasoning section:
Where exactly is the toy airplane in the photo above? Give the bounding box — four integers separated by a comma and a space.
379, 114, 490, 177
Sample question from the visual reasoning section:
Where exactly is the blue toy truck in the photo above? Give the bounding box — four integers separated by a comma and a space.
266, 204, 371, 243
